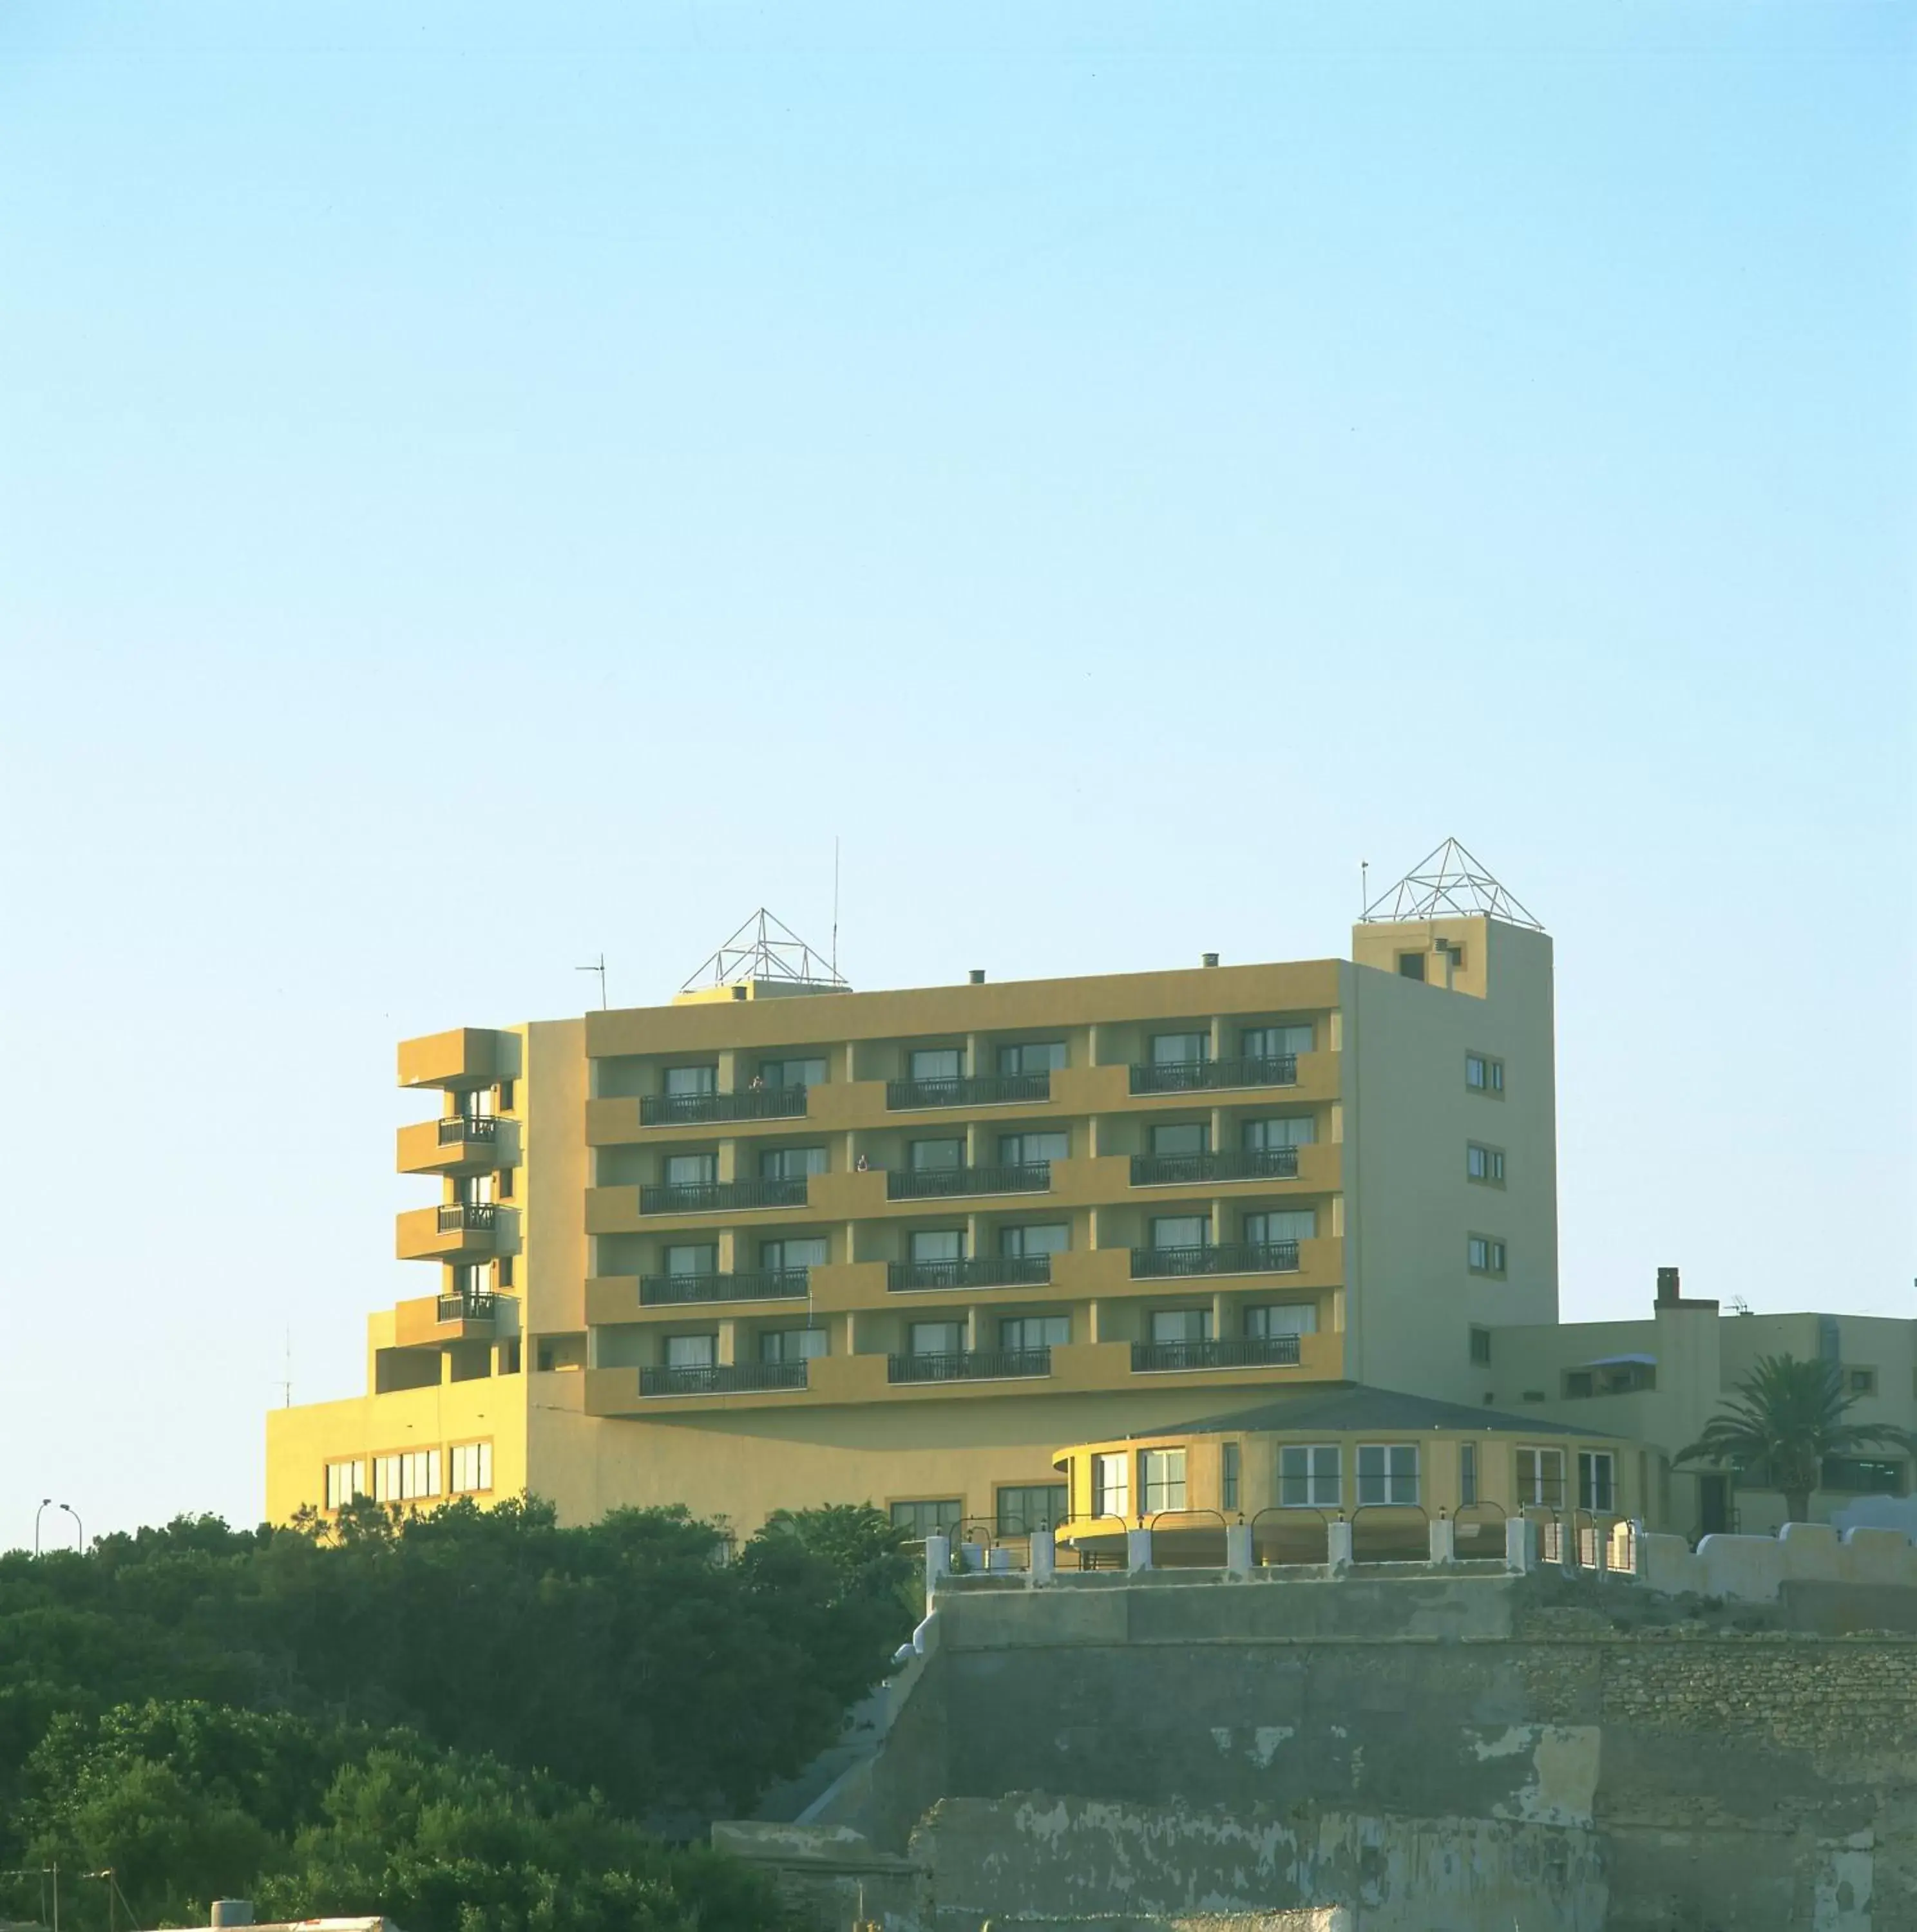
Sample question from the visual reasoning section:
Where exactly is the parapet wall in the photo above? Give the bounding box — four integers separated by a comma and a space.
1639, 1520, 1917, 1603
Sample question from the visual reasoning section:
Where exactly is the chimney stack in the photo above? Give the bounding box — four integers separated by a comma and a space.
1656, 1265, 1681, 1307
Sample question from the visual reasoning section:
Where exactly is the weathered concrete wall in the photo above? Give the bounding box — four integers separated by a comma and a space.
1639, 1520, 1917, 1603
735, 1573, 1917, 1930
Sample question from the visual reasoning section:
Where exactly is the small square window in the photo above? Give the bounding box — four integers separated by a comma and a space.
1469, 1325, 1492, 1366
1847, 1367, 1878, 1396
1467, 1236, 1507, 1276
1467, 1144, 1505, 1186
1397, 952, 1426, 981
1465, 1054, 1504, 1094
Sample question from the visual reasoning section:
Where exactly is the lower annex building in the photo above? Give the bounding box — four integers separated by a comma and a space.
264, 842, 1915, 1545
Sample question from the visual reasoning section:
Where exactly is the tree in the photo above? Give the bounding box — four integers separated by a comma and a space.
1675, 1353, 1912, 1525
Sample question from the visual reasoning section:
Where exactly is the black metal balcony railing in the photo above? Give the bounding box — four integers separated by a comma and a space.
640, 1086, 809, 1126
884, 1072, 1051, 1111
436, 1202, 499, 1233
437, 1291, 498, 1323
1129, 1146, 1301, 1188
1129, 1240, 1301, 1279
639, 1269, 811, 1306
639, 1361, 810, 1397
1129, 1055, 1297, 1095
640, 1177, 810, 1215
439, 1114, 499, 1144
1131, 1334, 1302, 1373
886, 1162, 1051, 1202
888, 1347, 1052, 1384
887, 1255, 1053, 1293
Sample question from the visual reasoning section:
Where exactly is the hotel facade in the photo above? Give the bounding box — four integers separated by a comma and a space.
268, 851, 1574, 1540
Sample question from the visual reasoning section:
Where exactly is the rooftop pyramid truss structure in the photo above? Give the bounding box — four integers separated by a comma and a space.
1360, 838, 1543, 931
680, 908, 851, 994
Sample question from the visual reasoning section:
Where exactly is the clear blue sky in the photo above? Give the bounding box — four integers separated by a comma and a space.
1, 2, 1911, 1547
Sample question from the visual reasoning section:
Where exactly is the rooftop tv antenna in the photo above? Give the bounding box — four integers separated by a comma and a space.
832, 837, 841, 983
278, 1327, 292, 1408
577, 952, 607, 1009
681, 909, 851, 994
1359, 837, 1543, 930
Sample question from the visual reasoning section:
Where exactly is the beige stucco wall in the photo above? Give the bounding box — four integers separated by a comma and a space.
1343, 916, 1558, 1402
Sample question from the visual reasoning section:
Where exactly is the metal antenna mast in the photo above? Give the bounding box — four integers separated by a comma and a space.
576, 953, 607, 1009
832, 837, 841, 983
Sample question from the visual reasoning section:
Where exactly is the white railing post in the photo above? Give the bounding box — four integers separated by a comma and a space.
1505, 1515, 1536, 1573
1429, 1516, 1456, 1566
1326, 1520, 1353, 1573
1226, 1524, 1254, 1575
1029, 1530, 1056, 1582
1127, 1527, 1153, 1572
924, 1534, 951, 1605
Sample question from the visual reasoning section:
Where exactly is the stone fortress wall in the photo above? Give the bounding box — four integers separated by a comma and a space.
721, 1550, 1917, 1931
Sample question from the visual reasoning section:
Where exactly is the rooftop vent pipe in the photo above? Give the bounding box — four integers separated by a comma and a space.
1201, 952, 1219, 968
968, 969, 986, 984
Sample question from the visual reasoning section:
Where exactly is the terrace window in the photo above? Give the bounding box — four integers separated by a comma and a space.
996, 1484, 1067, 1535
1279, 1444, 1340, 1509
999, 1222, 1068, 1258
1141, 1448, 1188, 1515
1092, 1452, 1130, 1519
997, 1041, 1066, 1075
1357, 1443, 1419, 1506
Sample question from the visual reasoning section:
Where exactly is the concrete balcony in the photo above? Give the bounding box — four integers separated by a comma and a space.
394, 1201, 502, 1262
393, 1291, 501, 1347
397, 1027, 512, 1090
396, 1114, 518, 1176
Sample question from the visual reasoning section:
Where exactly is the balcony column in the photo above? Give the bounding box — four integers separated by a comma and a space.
1210, 1195, 1225, 1246
966, 1305, 984, 1351
1210, 1105, 1225, 1157
717, 1319, 738, 1367
717, 1048, 743, 1091
1087, 1299, 1104, 1344
718, 1228, 738, 1272
717, 1139, 738, 1182
1211, 1291, 1228, 1344
966, 1211, 982, 1262
1208, 1015, 1226, 1061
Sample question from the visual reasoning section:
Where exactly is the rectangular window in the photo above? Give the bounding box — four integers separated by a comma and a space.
495, 1080, 514, 1112
1820, 1457, 1907, 1495
1149, 1121, 1210, 1157
1141, 1448, 1188, 1515
1469, 1325, 1492, 1365
1221, 1441, 1241, 1511
1459, 1443, 1479, 1507
1151, 1307, 1213, 1344
665, 1242, 718, 1276
1092, 1451, 1131, 1519
760, 1145, 828, 1180
909, 1227, 965, 1263
1152, 1031, 1209, 1065
323, 1459, 367, 1510
497, 1169, 514, 1201
1357, 1443, 1419, 1506
1150, 1214, 1210, 1249
665, 1334, 717, 1369
374, 1450, 441, 1503
1398, 952, 1426, 980
1279, 1444, 1340, 1508
1244, 1025, 1313, 1059
910, 1137, 964, 1171
759, 1056, 828, 1089
999, 1314, 1070, 1351
1467, 1236, 1507, 1276
1564, 1369, 1596, 1399
999, 1222, 1069, 1258
1243, 1115, 1315, 1150
1465, 1054, 1505, 1094
910, 1320, 964, 1356
759, 1327, 828, 1363
1847, 1367, 1878, 1396
760, 1236, 828, 1271
909, 1047, 962, 1081
997, 1041, 1067, 1075
665, 1065, 718, 1097
1467, 1144, 1505, 1184
1247, 1209, 1315, 1245
665, 1152, 718, 1187
890, 1497, 962, 1538
1245, 1303, 1316, 1337
996, 1483, 1068, 1535
495, 1255, 514, 1287
448, 1441, 493, 1495
1578, 1451, 1616, 1513
1516, 1448, 1565, 1509
998, 1130, 1069, 1166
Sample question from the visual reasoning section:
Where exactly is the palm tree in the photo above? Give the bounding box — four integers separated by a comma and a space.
1676, 1353, 1912, 1526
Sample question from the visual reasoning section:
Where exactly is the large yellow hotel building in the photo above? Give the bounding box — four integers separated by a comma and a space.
266, 847, 1564, 1539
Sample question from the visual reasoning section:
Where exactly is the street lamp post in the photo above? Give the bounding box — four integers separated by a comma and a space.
58, 1504, 82, 1553
33, 1499, 52, 1557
